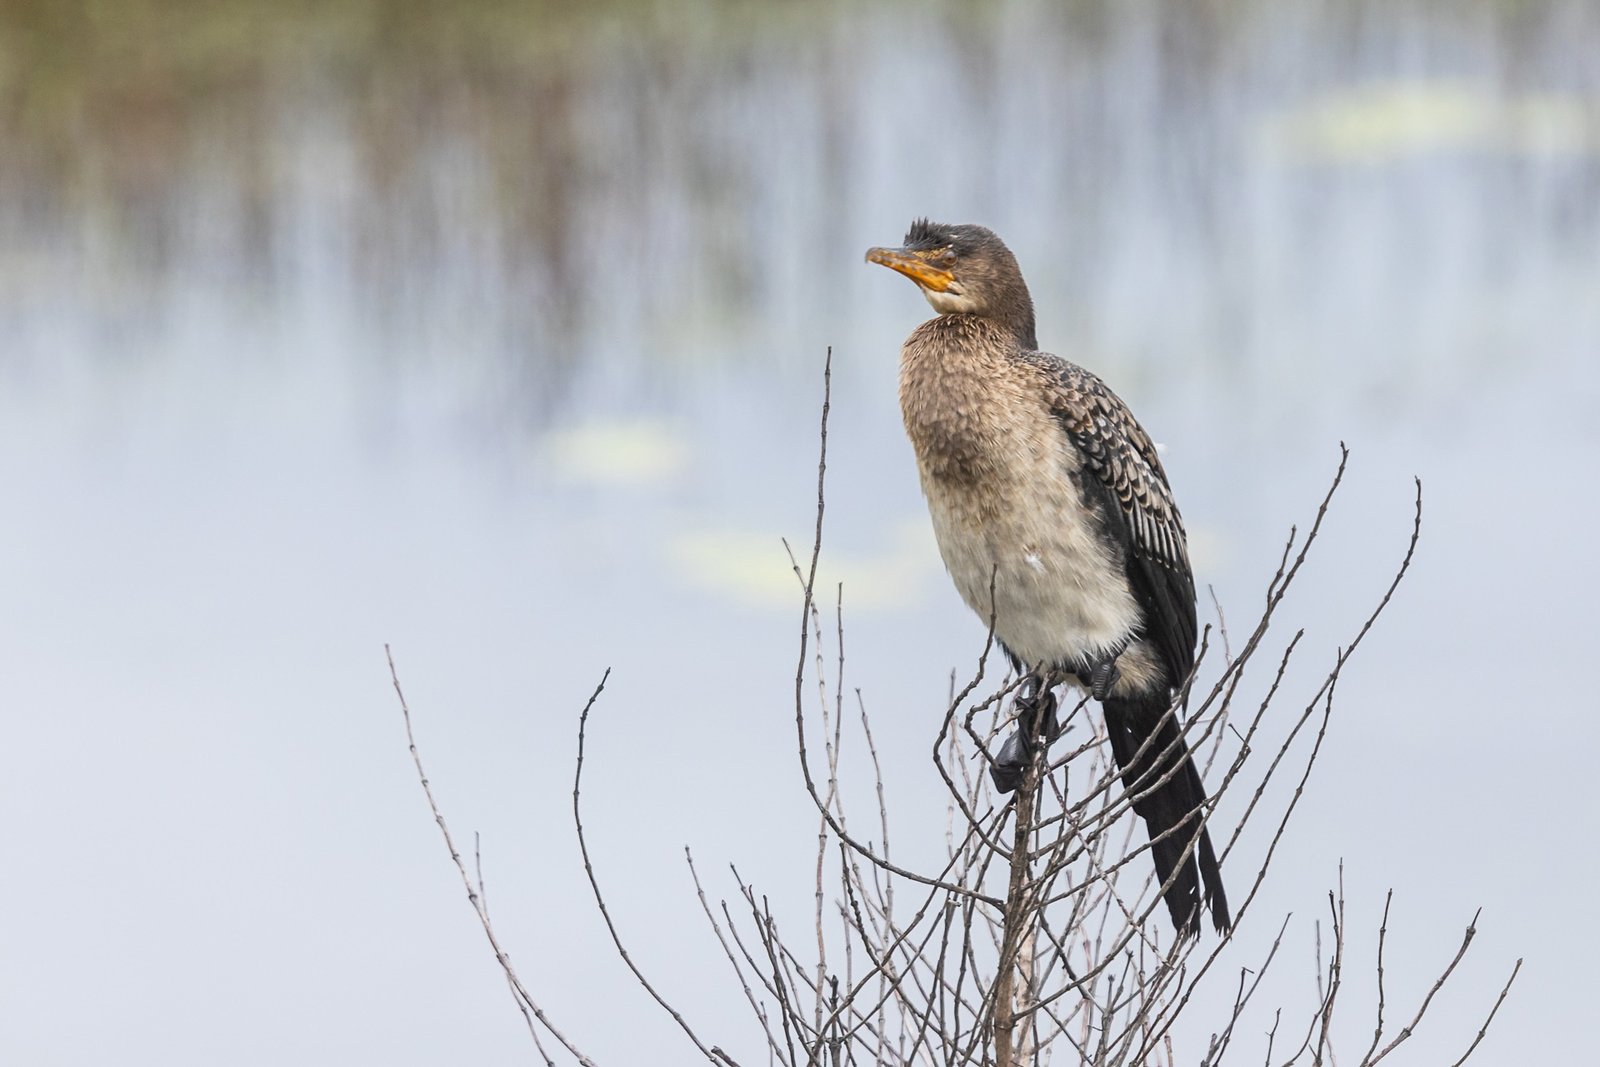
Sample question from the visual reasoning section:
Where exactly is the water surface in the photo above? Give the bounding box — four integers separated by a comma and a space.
2, 1, 1596, 1062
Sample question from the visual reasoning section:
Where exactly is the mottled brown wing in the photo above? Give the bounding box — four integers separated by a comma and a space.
1026, 353, 1199, 688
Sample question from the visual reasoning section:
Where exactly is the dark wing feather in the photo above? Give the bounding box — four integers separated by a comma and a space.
1023, 353, 1198, 688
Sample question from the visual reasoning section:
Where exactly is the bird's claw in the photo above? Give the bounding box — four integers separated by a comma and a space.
1089, 658, 1122, 701
991, 732, 1029, 793
991, 683, 1059, 794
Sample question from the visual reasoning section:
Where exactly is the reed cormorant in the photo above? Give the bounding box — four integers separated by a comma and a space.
867, 219, 1230, 936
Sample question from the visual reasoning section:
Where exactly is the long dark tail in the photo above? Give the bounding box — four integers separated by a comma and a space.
1102, 693, 1231, 935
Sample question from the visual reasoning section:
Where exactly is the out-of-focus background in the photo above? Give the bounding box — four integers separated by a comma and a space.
2, 0, 1595, 1062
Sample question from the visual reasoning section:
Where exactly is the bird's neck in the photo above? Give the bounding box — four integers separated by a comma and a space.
1006, 303, 1038, 353
898, 315, 1025, 485
988, 291, 1038, 352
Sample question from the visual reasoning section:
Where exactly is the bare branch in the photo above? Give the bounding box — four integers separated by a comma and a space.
1448, 958, 1523, 1067
573, 676, 723, 1063
387, 645, 596, 1066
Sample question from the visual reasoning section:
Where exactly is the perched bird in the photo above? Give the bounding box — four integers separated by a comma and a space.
867, 219, 1230, 935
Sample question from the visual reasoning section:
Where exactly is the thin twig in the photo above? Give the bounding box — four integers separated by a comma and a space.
387, 646, 595, 1066
572, 675, 723, 1063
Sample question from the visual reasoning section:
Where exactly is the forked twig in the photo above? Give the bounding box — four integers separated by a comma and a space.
387, 645, 596, 1066
573, 675, 724, 1063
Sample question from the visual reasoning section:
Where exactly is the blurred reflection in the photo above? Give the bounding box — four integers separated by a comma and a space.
4, 5, 1599, 1062
3, 0, 1595, 426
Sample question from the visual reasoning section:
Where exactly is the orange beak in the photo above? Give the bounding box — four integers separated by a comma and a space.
865, 247, 956, 292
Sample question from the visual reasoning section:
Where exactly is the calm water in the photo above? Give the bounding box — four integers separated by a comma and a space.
3, 1, 1596, 1062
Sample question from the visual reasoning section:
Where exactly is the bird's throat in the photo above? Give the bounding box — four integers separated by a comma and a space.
897, 316, 1019, 487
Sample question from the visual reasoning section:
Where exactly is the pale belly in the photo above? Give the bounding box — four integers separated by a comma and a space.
923, 473, 1142, 672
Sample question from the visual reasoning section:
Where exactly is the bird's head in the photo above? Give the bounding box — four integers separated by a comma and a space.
866, 220, 1037, 348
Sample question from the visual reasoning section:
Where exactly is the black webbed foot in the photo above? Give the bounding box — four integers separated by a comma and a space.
1088, 657, 1122, 701
991, 681, 1059, 794
991, 733, 1029, 794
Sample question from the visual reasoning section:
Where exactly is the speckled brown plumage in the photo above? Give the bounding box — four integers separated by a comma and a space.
1018, 349, 1199, 694
869, 219, 1230, 936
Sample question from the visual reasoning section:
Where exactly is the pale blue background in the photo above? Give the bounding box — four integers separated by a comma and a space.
2, 1, 1594, 1062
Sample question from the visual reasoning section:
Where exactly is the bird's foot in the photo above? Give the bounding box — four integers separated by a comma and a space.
991, 683, 1059, 794
1088, 657, 1122, 702
991, 733, 1029, 794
